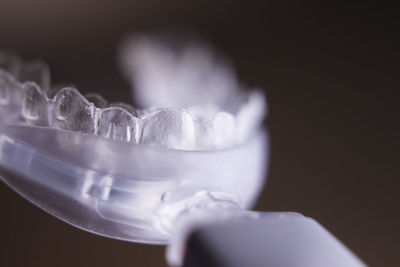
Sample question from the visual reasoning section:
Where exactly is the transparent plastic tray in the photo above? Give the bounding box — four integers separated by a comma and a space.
0, 124, 268, 244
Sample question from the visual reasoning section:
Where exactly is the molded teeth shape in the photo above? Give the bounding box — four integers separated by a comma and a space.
141, 109, 196, 150
98, 107, 141, 142
196, 112, 236, 149
22, 82, 49, 125
0, 34, 266, 150
53, 88, 97, 133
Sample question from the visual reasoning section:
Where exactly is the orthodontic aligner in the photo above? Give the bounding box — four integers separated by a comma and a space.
0, 35, 368, 267
0, 33, 268, 249
0, 44, 266, 150
0, 32, 270, 248
0, 36, 268, 244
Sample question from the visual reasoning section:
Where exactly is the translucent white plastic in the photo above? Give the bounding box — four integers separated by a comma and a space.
0, 124, 268, 244
0, 46, 266, 151
0, 33, 366, 267
0, 36, 269, 245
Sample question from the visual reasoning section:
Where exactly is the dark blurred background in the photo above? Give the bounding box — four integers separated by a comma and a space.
0, 1, 399, 266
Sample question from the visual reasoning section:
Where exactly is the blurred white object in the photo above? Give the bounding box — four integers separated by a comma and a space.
120, 33, 239, 109
120, 32, 267, 149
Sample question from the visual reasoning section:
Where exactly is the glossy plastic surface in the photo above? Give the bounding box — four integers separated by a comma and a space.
0, 124, 268, 244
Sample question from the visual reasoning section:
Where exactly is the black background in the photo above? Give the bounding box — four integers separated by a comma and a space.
0, 1, 399, 266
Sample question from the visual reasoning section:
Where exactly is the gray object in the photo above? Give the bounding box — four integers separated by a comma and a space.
183, 213, 366, 267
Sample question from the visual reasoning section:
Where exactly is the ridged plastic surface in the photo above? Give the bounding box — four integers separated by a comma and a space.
0, 124, 268, 244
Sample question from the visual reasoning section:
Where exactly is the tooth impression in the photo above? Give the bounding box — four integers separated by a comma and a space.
53, 87, 97, 133
22, 82, 49, 125
141, 109, 195, 150
0, 48, 266, 150
98, 107, 141, 142
196, 112, 236, 149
